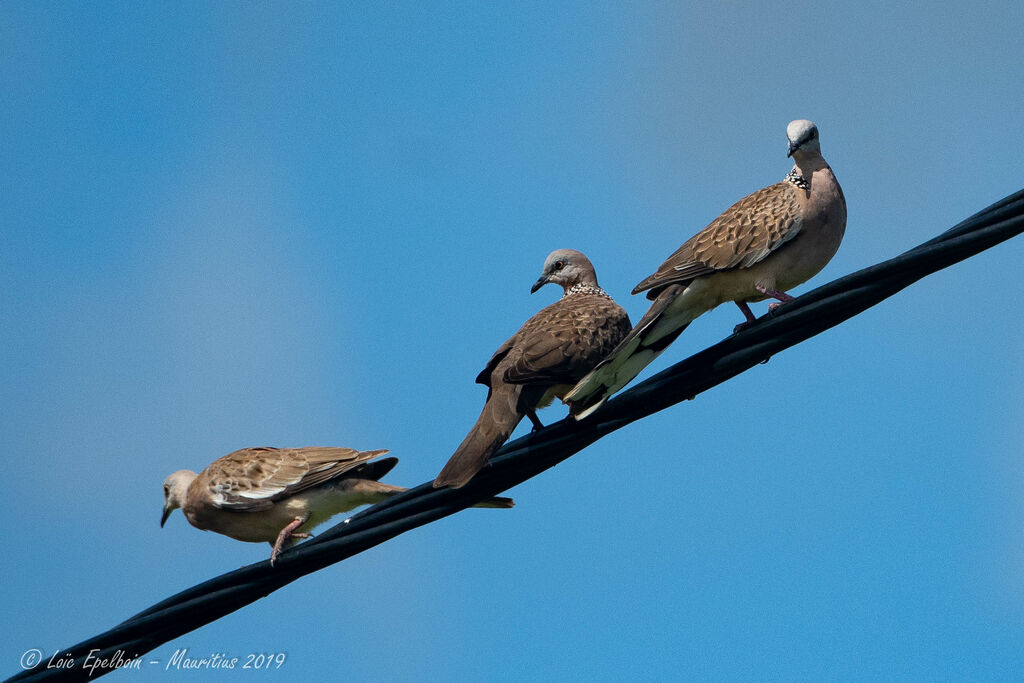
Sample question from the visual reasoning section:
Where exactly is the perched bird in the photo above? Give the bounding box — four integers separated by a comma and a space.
162, 447, 514, 564
565, 119, 847, 418
433, 249, 631, 489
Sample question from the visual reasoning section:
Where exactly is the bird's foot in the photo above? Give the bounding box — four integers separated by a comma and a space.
527, 411, 545, 432
733, 301, 758, 333
270, 515, 310, 566
756, 285, 795, 311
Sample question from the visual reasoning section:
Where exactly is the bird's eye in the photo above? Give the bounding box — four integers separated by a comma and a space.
554, 261, 565, 270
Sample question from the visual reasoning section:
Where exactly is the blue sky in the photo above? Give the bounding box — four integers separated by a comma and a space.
2, 2, 1023, 680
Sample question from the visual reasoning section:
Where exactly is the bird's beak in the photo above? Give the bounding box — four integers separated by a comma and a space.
787, 140, 798, 157
160, 506, 171, 528
530, 274, 549, 294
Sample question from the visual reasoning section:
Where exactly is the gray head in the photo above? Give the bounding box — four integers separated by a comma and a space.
161, 470, 198, 527
786, 119, 820, 158
530, 249, 599, 294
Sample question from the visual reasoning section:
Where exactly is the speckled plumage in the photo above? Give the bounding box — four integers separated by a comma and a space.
481, 287, 631, 393
162, 447, 514, 564
632, 181, 805, 297
188, 447, 388, 514
566, 120, 847, 418
433, 250, 630, 488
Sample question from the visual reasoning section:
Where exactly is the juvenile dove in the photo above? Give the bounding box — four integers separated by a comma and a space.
565, 120, 846, 418
433, 249, 631, 489
162, 447, 514, 564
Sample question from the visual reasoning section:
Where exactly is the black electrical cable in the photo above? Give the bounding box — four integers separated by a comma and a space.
8, 188, 1023, 682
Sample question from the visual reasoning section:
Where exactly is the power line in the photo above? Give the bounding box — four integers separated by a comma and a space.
8, 188, 1023, 682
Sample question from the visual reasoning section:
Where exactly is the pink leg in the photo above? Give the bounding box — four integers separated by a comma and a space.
270, 514, 310, 566
756, 285, 795, 311
733, 301, 758, 333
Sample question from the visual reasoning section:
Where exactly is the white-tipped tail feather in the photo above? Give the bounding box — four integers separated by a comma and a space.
565, 285, 694, 418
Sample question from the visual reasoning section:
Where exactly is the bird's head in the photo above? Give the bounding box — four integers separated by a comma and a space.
161, 470, 197, 527
531, 249, 598, 294
786, 119, 820, 158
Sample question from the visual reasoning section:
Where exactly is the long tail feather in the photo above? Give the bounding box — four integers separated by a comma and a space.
347, 480, 515, 508
433, 383, 524, 489
565, 284, 690, 417
472, 496, 516, 509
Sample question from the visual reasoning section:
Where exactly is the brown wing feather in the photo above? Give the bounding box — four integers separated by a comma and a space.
203, 447, 389, 511
633, 182, 803, 298
475, 335, 516, 387
502, 294, 632, 385
436, 286, 630, 489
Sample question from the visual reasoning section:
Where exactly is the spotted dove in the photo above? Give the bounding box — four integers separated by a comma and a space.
162, 447, 514, 564
433, 249, 631, 488
565, 120, 847, 418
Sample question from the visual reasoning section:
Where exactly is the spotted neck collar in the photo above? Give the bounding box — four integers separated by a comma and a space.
564, 283, 611, 299
784, 167, 809, 190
